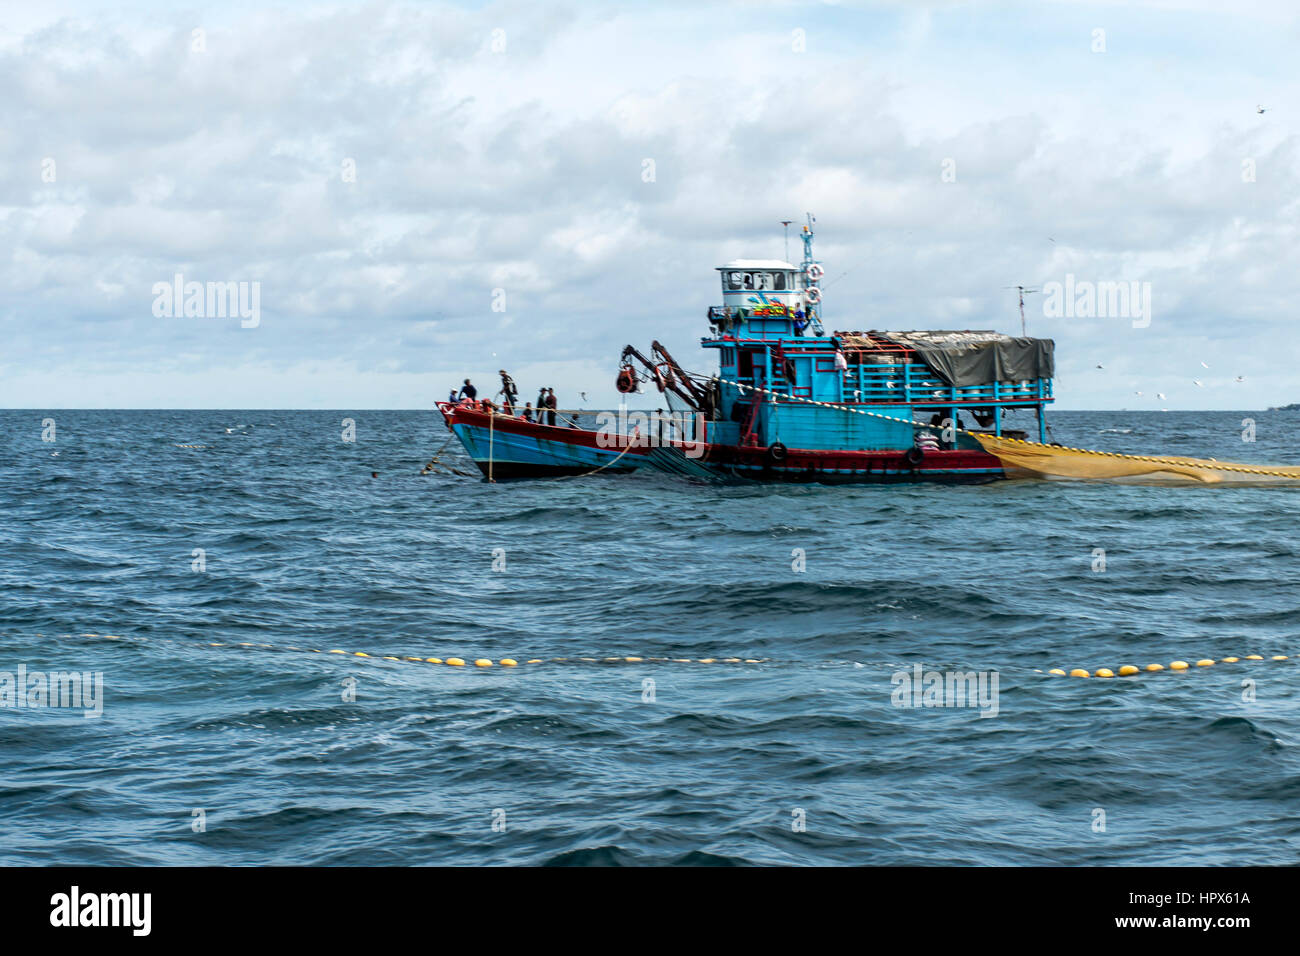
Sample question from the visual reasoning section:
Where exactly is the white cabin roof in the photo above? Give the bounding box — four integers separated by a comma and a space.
718, 259, 798, 271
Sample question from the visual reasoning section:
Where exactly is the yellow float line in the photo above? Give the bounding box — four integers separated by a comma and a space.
60, 633, 767, 669
1043, 654, 1290, 678
48, 634, 1298, 682
221, 647, 766, 667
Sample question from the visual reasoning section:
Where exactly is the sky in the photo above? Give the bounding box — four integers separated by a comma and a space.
3, 0, 1298, 410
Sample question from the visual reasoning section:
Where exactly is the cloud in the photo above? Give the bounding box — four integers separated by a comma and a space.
5, 0, 1300, 409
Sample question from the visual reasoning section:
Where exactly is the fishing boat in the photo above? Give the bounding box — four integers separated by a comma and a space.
437, 215, 1060, 483
435, 215, 1300, 486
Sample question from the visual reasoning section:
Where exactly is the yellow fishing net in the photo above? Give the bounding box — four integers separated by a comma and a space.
972, 434, 1300, 485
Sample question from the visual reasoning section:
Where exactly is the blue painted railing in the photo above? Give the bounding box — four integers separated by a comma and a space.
719, 363, 1052, 406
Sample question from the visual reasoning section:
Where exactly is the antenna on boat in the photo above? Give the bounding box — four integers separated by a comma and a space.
780, 220, 794, 263
800, 213, 824, 335
1004, 285, 1038, 336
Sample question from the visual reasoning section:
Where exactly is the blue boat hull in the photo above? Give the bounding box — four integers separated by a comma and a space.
445, 408, 643, 478
439, 404, 1007, 483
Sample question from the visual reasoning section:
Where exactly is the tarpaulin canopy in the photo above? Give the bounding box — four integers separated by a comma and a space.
875, 331, 1055, 387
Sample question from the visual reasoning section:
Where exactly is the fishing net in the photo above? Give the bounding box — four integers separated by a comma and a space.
972, 434, 1300, 485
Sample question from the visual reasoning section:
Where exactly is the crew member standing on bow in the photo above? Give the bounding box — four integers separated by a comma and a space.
497, 369, 518, 415
545, 387, 558, 426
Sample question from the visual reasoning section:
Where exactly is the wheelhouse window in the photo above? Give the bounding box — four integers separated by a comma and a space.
724, 270, 790, 292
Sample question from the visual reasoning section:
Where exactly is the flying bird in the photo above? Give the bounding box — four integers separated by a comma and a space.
1235, 376, 1245, 383
1096, 363, 1105, 369
1257, 105, 1267, 114
1200, 361, 1210, 369
1157, 393, 1167, 400
1193, 380, 1204, 387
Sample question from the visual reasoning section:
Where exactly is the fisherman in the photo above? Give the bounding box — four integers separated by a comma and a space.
536, 386, 547, 416
498, 369, 518, 414
459, 378, 477, 400
545, 388, 558, 426
834, 349, 848, 373
447, 387, 457, 404
522, 402, 535, 423
792, 305, 807, 335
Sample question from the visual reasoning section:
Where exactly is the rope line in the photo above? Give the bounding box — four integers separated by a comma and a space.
419, 433, 459, 475
544, 427, 642, 481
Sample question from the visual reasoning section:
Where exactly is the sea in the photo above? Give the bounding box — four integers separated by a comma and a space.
1, 408, 1298, 865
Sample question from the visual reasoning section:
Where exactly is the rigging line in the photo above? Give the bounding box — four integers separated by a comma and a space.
544, 428, 642, 481
419, 433, 459, 474
821, 266, 859, 289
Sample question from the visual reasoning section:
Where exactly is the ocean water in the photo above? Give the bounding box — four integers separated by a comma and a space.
2, 408, 1299, 866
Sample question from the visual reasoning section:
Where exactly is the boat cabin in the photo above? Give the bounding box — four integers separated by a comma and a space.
700, 219, 1056, 455
715, 260, 812, 333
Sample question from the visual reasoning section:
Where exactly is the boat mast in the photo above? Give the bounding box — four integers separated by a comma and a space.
1006, 284, 1038, 336
800, 213, 825, 335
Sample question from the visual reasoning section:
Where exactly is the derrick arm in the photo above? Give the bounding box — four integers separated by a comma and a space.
619, 343, 713, 415
650, 341, 714, 409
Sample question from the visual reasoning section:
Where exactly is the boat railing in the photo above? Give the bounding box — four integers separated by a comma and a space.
721, 364, 1052, 406
842, 364, 1053, 404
